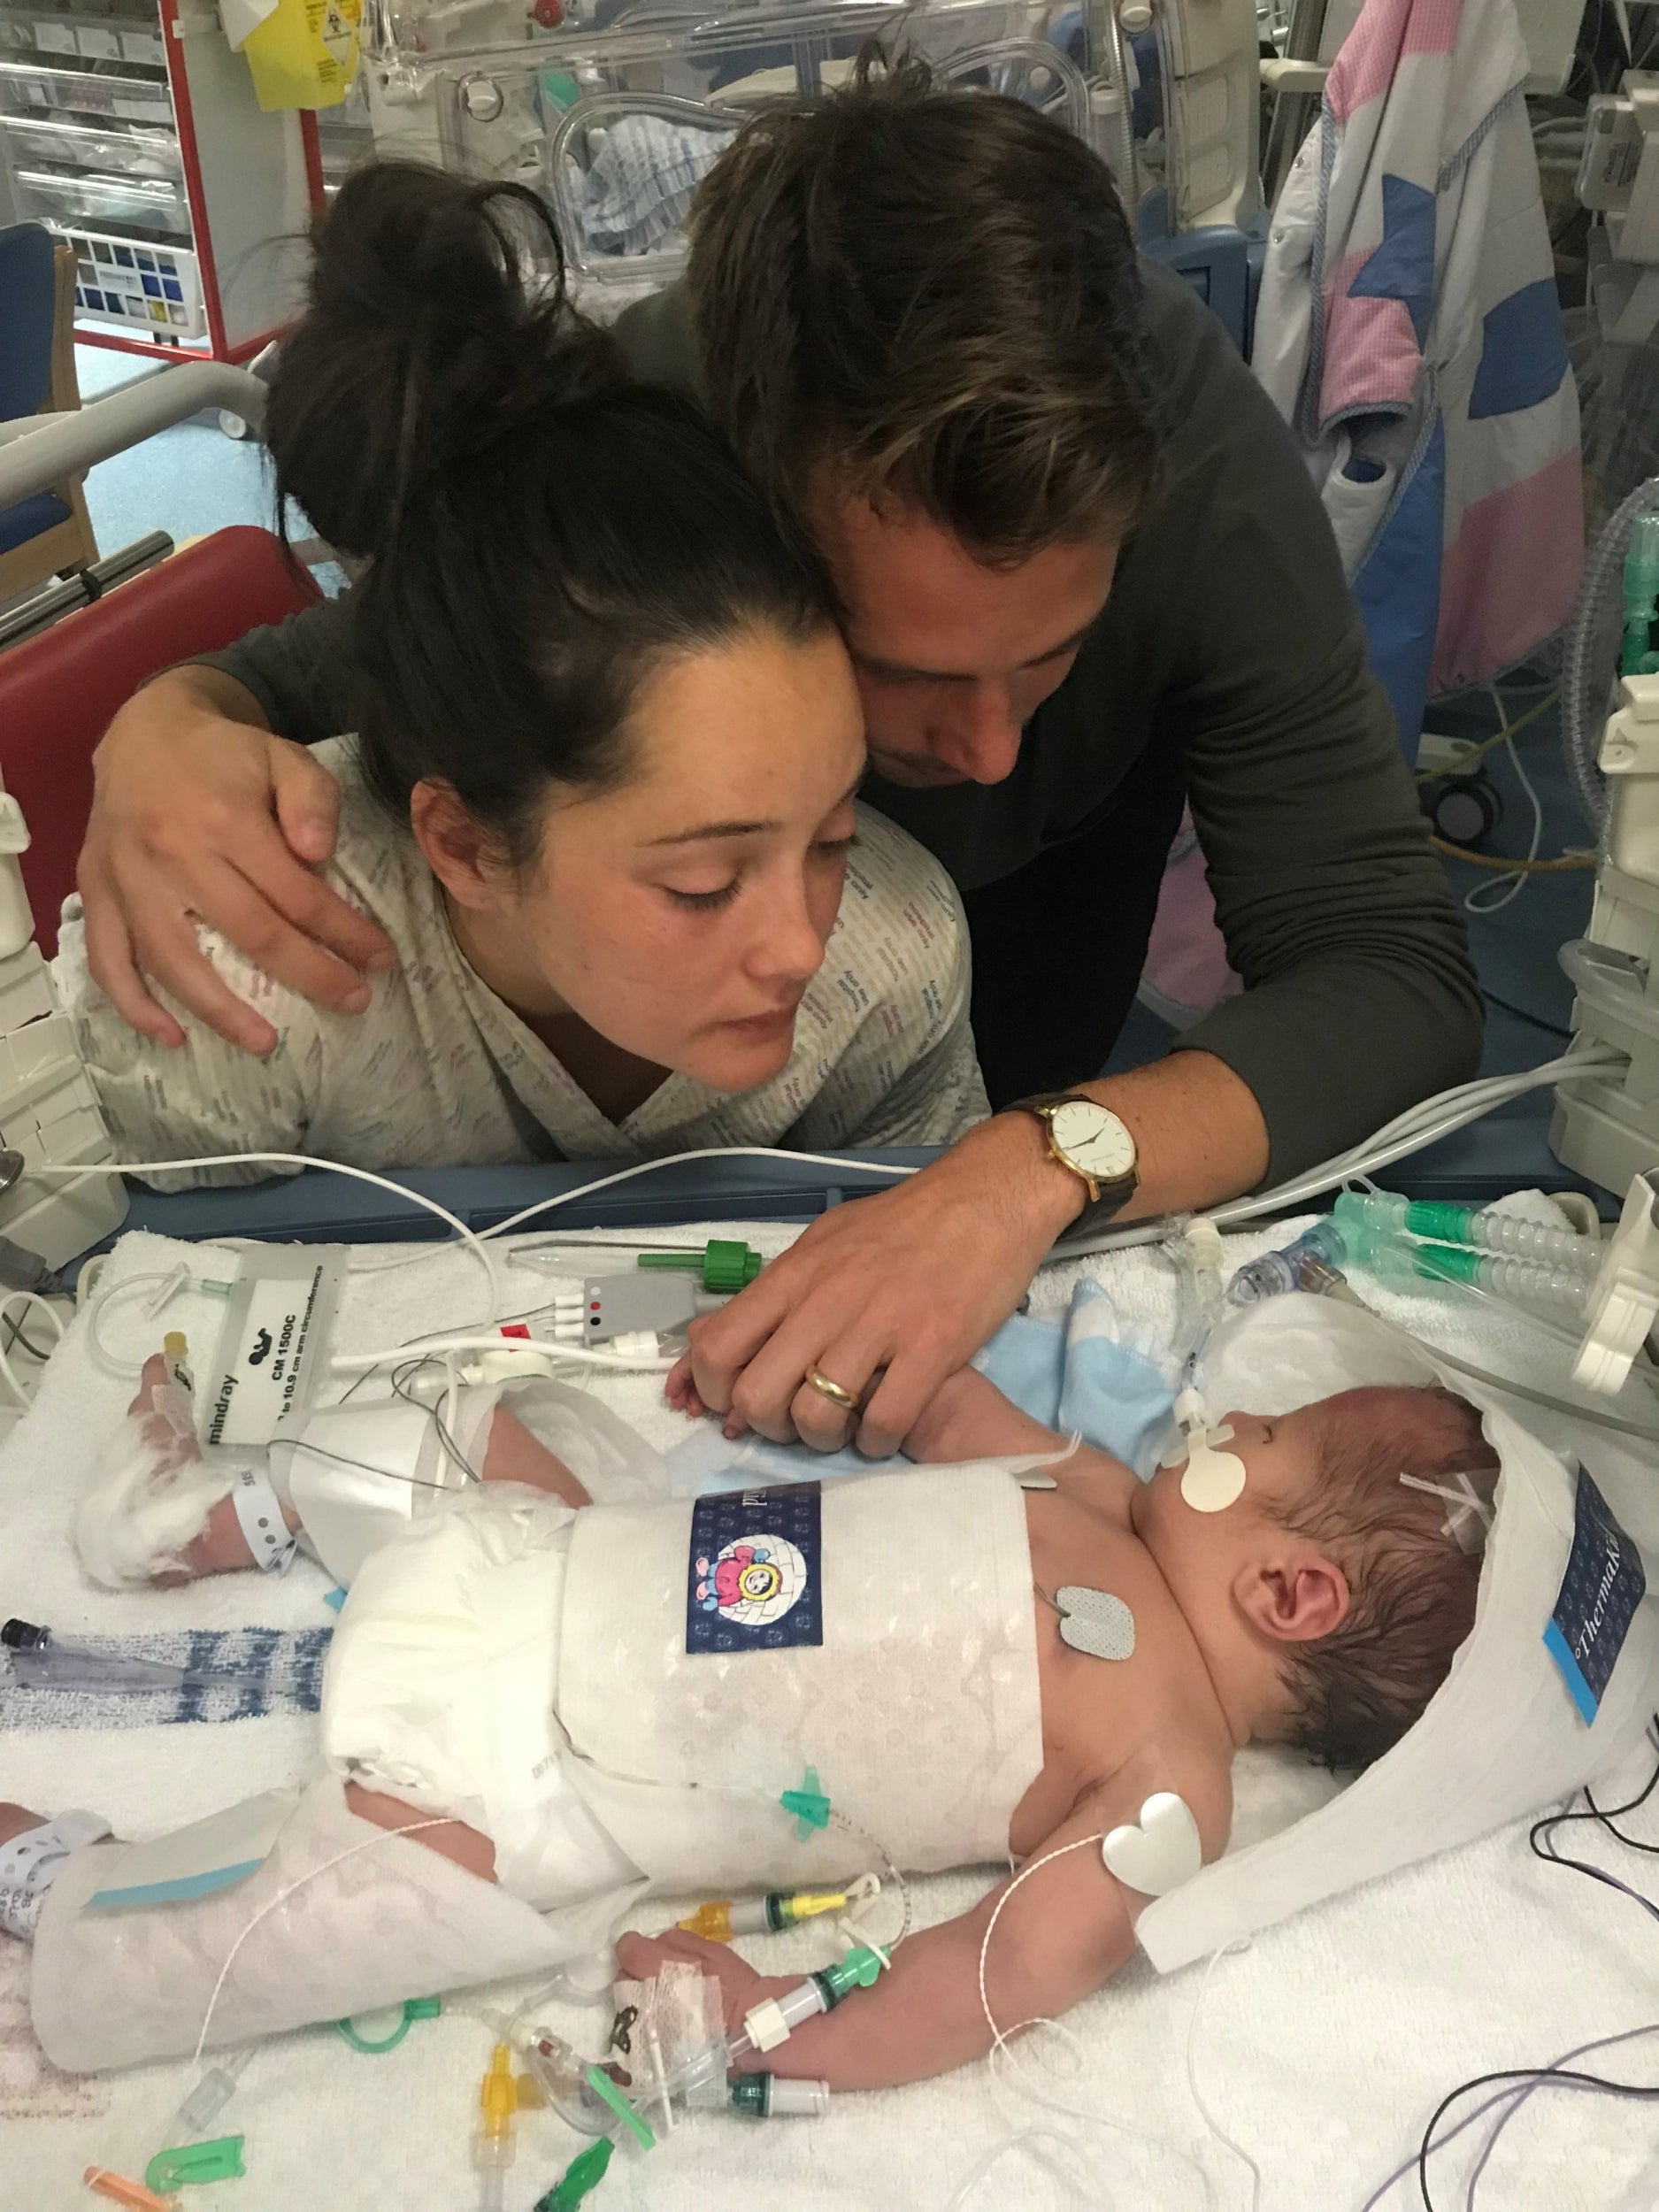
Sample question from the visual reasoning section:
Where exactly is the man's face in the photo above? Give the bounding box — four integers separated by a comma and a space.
809, 487, 1118, 788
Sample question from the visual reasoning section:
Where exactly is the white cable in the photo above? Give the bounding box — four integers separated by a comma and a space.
1463, 691, 1543, 917
328, 1334, 679, 1375
185, 1816, 454, 2075
1185, 1943, 1262, 2212
83, 1263, 240, 1380
1053, 1048, 1627, 1264
952, 1833, 1211, 2208
475, 1145, 917, 1247
16, 1155, 502, 1310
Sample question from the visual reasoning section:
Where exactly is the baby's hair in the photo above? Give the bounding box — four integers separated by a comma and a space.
263, 161, 837, 871
1270, 1386, 1497, 1773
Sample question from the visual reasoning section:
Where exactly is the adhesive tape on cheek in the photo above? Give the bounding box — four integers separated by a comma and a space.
1179, 1425, 1246, 1513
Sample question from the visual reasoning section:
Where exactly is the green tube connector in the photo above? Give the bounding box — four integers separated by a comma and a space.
780, 1765, 832, 1836
536, 2137, 613, 2212
335, 1995, 442, 2053
817, 1945, 886, 2006
637, 1240, 763, 1292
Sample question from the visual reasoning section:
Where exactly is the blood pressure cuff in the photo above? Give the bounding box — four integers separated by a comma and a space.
1137, 1297, 1659, 1970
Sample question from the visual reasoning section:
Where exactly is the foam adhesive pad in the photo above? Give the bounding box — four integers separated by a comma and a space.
1054, 1586, 1135, 1661
1101, 1793, 1203, 1897
1179, 1427, 1247, 1513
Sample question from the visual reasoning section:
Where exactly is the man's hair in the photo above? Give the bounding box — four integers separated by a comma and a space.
687, 50, 1164, 560
1271, 1388, 1497, 1774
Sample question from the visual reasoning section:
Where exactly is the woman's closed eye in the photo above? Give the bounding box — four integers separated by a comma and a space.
664, 879, 742, 913
663, 834, 856, 914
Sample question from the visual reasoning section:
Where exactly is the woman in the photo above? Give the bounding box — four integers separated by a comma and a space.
54, 164, 987, 1187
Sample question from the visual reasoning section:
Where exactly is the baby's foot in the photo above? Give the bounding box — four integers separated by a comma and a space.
0, 1804, 111, 1941
75, 1356, 296, 1589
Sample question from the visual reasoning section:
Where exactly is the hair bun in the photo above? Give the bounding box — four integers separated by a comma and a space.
265, 160, 618, 558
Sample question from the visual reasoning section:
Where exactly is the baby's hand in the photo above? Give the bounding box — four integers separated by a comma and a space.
613, 1927, 793, 2039
903, 1363, 1058, 1463
664, 1355, 709, 1422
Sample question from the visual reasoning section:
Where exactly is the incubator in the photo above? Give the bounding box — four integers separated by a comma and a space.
356, 0, 1131, 305
347, 0, 1259, 312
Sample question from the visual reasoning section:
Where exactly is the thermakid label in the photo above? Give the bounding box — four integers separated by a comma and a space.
687, 1483, 823, 1655
1543, 1465, 1647, 1724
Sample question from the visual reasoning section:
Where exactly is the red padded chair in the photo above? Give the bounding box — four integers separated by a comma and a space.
0, 527, 323, 955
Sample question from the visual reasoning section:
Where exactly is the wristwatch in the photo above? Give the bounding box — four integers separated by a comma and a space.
1008, 1092, 1140, 1233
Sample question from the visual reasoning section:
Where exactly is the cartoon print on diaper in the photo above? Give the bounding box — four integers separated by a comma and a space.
695, 1537, 810, 1627
687, 1483, 823, 1655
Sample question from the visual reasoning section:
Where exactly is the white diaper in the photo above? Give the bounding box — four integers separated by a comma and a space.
320, 1457, 1043, 1912
321, 1480, 646, 1917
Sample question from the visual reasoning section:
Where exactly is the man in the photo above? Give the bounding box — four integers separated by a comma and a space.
74, 61, 1480, 1456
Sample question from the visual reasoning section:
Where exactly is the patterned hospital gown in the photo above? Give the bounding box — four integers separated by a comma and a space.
53, 740, 989, 1190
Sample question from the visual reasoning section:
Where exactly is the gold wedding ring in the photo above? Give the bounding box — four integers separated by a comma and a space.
804, 1365, 858, 1410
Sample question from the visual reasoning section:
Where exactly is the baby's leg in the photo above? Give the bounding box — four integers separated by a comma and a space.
132, 1378, 587, 1584
475, 1406, 590, 1504
0, 1801, 41, 1849
1, 1790, 499, 1939
22, 1778, 567, 2072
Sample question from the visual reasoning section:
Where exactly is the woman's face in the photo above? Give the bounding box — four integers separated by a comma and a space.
436, 626, 866, 1093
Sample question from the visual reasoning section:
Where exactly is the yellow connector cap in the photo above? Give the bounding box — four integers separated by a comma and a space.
678, 1900, 735, 1943
479, 2045, 519, 2139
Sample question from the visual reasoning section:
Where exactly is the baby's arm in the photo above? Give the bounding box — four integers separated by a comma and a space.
902, 1363, 1070, 1464
618, 1790, 1144, 2093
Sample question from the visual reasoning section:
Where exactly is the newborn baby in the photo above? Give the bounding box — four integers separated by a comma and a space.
1, 1363, 1493, 2085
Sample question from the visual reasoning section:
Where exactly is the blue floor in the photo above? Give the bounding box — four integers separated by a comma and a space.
73, 343, 275, 552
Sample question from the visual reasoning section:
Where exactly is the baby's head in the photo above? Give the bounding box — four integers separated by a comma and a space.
1136, 1385, 1498, 1771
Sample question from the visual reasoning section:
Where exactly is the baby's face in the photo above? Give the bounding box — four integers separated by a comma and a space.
1132, 1402, 1328, 1590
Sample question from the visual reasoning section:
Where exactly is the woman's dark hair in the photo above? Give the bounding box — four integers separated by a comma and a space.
265, 161, 836, 865
688, 50, 1164, 562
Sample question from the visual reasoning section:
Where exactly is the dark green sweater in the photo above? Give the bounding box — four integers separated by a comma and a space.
200, 262, 1479, 1179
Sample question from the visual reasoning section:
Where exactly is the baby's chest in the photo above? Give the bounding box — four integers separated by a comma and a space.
1027, 1526, 1195, 1770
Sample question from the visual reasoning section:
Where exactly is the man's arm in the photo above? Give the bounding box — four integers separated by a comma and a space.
76, 596, 396, 1053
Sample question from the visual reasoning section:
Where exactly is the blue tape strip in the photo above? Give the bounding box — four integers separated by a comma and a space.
1543, 1620, 1601, 1725
88, 1857, 266, 1910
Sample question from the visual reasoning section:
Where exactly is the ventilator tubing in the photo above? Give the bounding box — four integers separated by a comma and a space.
28, 1778, 573, 2073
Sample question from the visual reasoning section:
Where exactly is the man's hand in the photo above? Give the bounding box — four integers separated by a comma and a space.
669, 1052, 1268, 1457
77, 669, 396, 1056
672, 1115, 1080, 1459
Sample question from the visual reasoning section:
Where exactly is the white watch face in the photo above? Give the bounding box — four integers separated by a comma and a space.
1050, 1100, 1136, 1183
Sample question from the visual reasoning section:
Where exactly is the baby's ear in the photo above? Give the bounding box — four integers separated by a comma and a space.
1234, 1554, 1350, 1645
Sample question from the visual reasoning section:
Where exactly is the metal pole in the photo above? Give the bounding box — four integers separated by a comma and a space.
0, 362, 268, 509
